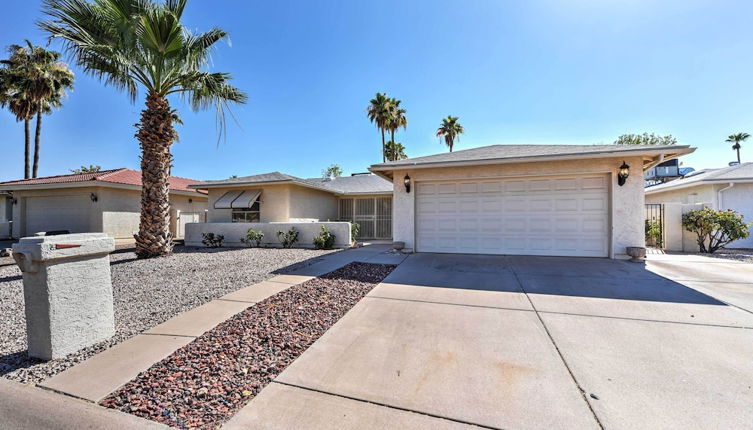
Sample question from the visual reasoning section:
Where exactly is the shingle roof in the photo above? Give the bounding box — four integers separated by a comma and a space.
370, 144, 693, 169
0, 168, 204, 193
646, 162, 753, 193
192, 171, 392, 195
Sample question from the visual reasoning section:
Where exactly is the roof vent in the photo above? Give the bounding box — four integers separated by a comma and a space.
351, 172, 372, 176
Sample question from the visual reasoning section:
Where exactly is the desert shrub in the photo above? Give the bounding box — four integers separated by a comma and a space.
240, 228, 264, 247
645, 219, 662, 247
350, 222, 360, 241
313, 226, 336, 249
276, 227, 299, 248
201, 232, 224, 248
682, 208, 751, 253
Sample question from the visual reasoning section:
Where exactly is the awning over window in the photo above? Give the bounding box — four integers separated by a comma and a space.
231, 190, 261, 209
213, 190, 243, 209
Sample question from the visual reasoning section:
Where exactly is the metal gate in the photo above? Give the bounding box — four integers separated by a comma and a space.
644, 204, 665, 249
339, 197, 392, 240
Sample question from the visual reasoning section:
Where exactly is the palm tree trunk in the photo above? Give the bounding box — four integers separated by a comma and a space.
134, 92, 176, 258
24, 118, 30, 179
737, 146, 741, 163
381, 128, 386, 162
33, 111, 42, 178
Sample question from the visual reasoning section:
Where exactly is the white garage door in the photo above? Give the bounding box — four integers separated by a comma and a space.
26, 195, 91, 235
416, 175, 610, 257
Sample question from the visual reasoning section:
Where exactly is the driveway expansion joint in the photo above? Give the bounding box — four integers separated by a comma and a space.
141, 333, 197, 339
271, 380, 501, 430
215, 298, 257, 304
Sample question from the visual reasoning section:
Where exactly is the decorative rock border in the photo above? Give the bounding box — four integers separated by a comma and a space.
101, 262, 395, 429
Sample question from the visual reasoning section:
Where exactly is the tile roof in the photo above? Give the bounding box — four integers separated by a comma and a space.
0, 168, 203, 193
370, 144, 693, 169
192, 171, 392, 195
646, 162, 753, 193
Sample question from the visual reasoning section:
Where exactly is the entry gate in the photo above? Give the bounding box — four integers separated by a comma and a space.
644, 204, 665, 249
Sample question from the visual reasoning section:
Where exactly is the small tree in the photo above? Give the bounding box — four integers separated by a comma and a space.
614, 133, 676, 146
70, 164, 101, 174
682, 208, 751, 253
321, 164, 342, 179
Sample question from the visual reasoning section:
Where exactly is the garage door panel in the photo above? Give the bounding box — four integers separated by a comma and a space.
416, 175, 609, 257
26, 195, 91, 234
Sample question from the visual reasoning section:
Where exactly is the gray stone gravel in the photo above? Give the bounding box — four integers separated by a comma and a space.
0, 246, 337, 384
689, 248, 753, 263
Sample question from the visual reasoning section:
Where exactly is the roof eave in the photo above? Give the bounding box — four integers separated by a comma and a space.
645, 178, 753, 194
370, 146, 695, 176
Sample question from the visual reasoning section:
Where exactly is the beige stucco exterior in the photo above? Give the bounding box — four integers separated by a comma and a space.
10, 185, 207, 239
207, 184, 339, 223
388, 156, 646, 259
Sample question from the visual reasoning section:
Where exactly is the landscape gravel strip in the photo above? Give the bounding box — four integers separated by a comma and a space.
0, 246, 337, 384
100, 262, 395, 429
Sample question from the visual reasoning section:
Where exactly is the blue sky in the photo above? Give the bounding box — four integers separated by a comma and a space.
1, 0, 752, 181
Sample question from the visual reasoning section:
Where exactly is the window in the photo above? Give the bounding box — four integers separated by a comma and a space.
232, 200, 260, 223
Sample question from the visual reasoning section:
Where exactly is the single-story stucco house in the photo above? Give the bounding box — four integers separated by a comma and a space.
369, 144, 694, 259
188, 172, 393, 240
0, 168, 208, 239
646, 162, 753, 249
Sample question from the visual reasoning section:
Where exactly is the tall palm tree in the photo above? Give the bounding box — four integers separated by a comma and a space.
386, 97, 407, 147
725, 132, 749, 163
384, 140, 407, 161
367, 92, 391, 162
0, 42, 73, 178
41, 0, 247, 258
436, 116, 464, 152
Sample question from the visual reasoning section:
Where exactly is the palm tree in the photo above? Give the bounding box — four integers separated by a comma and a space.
384, 140, 407, 161
367, 92, 391, 162
725, 132, 749, 163
386, 98, 407, 148
436, 116, 464, 152
41, 0, 247, 258
0, 42, 73, 178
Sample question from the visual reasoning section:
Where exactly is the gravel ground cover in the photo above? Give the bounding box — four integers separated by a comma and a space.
693, 248, 753, 263
101, 262, 395, 429
0, 246, 337, 384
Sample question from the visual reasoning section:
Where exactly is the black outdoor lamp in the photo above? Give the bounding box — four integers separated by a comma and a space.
404, 174, 412, 193
617, 161, 630, 186
90, 192, 98, 202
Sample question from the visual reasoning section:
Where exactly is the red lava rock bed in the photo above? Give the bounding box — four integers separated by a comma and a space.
100, 262, 395, 429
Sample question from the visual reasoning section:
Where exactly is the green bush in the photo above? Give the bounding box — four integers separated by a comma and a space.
276, 227, 299, 248
201, 232, 224, 248
240, 228, 264, 247
682, 208, 751, 253
350, 222, 360, 241
313, 226, 336, 249
645, 219, 663, 247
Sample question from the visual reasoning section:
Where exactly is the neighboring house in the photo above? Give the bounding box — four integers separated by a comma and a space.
0, 168, 208, 239
0, 192, 11, 239
370, 144, 694, 259
646, 162, 753, 249
189, 172, 393, 239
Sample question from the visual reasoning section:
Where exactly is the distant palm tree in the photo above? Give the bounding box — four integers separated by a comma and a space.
367, 92, 391, 162
725, 132, 749, 163
436, 116, 464, 152
41, 0, 246, 258
386, 97, 407, 148
384, 140, 407, 161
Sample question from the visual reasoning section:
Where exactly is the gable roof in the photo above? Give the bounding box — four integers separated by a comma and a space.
0, 168, 204, 194
646, 162, 753, 194
370, 144, 694, 176
191, 171, 392, 195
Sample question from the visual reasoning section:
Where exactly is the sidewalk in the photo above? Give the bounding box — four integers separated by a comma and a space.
0, 378, 166, 430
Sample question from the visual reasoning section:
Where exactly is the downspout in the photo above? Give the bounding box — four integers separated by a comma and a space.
716, 183, 734, 210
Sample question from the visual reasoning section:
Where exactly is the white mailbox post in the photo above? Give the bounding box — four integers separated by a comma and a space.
12, 233, 116, 360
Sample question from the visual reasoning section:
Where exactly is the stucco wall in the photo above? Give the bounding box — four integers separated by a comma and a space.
185, 222, 352, 248
718, 183, 753, 248
390, 156, 645, 259
207, 184, 291, 223
288, 186, 338, 222
645, 184, 718, 206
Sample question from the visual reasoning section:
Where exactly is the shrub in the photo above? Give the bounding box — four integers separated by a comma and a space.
350, 222, 360, 241
645, 219, 662, 247
240, 228, 264, 247
313, 226, 336, 249
201, 232, 224, 248
276, 227, 299, 248
682, 208, 751, 253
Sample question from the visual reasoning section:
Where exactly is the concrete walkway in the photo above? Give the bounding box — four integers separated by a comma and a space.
228, 253, 753, 430
0, 378, 167, 429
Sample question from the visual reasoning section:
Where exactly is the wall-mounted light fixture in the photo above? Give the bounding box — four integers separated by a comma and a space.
12, 198, 18, 205
404, 174, 412, 193
188, 198, 193, 203
90, 192, 98, 202
617, 161, 630, 186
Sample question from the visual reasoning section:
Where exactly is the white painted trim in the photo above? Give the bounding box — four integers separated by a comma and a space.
1, 181, 206, 198
646, 178, 753, 195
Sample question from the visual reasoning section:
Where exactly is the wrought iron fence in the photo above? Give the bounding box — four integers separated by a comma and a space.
645, 204, 665, 249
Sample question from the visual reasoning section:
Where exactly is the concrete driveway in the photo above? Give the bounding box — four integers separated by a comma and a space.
226, 252, 753, 430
